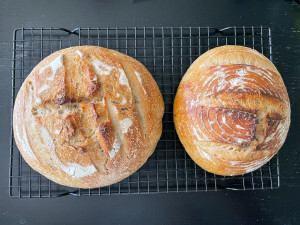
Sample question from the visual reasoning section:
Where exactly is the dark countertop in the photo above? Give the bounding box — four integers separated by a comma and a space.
0, 0, 300, 224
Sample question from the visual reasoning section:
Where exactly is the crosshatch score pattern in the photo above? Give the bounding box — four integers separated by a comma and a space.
10, 26, 280, 198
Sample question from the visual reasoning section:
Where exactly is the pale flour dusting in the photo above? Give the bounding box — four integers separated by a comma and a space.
135, 71, 147, 95
112, 105, 118, 114
208, 121, 215, 125
35, 97, 42, 104
92, 59, 114, 76
15, 125, 37, 160
229, 77, 245, 87
202, 64, 279, 97
203, 70, 226, 90
200, 150, 212, 161
120, 118, 132, 134
222, 114, 227, 124
76, 50, 84, 58
62, 163, 97, 179
190, 100, 197, 108
192, 126, 205, 141
215, 79, 228, 93
235, 68, 248, 76
200, 48, 266, 68
235, 124, 246, 130
39, 54, 64, 81
118, 69, 130, 88
121, 97, 127, 105
264, 119, 289, 148
109, 137, 121, 159
38, 84, 50, 94
264, 130, 277, 144
41, 126, 56, 152
41, 126, 97, 178
195, 146, 212, 162
229, 161, 240, 166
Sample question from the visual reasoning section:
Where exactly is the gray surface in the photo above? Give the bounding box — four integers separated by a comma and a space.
0, 0, 300, 224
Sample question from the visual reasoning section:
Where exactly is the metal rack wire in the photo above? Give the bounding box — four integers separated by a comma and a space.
10, 26, 280, 198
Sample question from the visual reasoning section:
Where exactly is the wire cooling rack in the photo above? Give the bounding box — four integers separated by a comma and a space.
10, 26, 280, 198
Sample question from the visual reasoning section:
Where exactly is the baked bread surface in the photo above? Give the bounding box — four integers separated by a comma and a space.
13, 46, 164, 188
174, 45, 290, 175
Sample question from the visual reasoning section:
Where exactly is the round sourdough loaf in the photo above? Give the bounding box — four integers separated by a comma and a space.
174, 45, 290, 176
13, 46, 164, 188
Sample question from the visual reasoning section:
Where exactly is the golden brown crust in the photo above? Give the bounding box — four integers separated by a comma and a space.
13, 46, 164, 188
174, 45, 290, 176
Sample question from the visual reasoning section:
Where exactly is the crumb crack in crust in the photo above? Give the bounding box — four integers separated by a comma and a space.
174, 45, 290, 176
13, 46, 164, 188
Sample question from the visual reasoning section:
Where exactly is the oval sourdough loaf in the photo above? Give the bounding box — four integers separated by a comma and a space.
13, 46, 164, 188
174, 45, 290, 176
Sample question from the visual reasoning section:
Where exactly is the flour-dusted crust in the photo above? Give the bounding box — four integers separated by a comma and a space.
174, 45, 290, 176
13, 46, 164, 188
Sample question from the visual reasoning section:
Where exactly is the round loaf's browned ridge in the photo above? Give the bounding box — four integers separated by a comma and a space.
13, 46, 164, 188
174, 45, 290, 176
